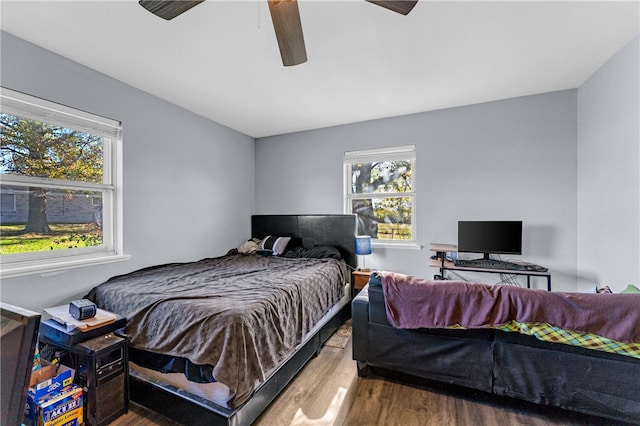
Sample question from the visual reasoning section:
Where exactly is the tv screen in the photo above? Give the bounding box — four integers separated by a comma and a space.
458, 221, 522, 258
1, 303, 41, 426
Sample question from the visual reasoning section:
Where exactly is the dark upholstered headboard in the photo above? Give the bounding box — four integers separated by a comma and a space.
251, 215, 357, 270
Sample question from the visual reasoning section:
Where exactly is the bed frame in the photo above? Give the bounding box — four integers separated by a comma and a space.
128, 214, 357, 426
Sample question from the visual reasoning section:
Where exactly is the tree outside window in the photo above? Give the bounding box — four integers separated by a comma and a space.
1, 114, 104, 237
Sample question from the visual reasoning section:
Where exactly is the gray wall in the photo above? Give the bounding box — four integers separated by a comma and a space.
2, 30, 636, 310
257, 91, 578, 291
577, 35, 640, 292
0, 32, 256, 311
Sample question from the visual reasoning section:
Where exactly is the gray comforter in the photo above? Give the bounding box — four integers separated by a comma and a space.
86, 253, 345, 408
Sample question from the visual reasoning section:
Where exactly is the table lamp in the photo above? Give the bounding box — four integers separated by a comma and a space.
355, 236, 373, 271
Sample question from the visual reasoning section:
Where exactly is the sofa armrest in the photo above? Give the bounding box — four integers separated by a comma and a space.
367, 272, 391, 326
352, 284, 369, 363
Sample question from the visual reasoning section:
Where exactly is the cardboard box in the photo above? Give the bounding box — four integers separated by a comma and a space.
24, 384, 83, 426
24, 360, 81, 426
28, 361, 74, 399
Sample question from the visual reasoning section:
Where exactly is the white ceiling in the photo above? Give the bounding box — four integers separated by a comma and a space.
1, 1, 639, 138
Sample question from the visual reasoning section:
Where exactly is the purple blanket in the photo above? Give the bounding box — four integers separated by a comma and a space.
379, 272, 640, 343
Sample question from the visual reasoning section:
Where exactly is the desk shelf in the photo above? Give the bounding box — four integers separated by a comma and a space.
428, 243, 551, 291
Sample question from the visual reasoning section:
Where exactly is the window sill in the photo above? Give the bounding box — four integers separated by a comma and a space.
372, 242, 422, 250
0, 253, 130, 279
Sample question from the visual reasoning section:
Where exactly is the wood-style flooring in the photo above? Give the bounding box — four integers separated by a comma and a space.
111, 329, 618, 426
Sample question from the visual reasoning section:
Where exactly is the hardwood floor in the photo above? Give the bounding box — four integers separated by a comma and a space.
111, 331, 619, 426
342, 374, 617, 426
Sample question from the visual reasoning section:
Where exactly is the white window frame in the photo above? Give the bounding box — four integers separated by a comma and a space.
0, 87, 128, 278
344, 144, 418, 249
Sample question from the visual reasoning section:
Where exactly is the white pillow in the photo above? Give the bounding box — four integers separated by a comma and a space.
237, 240, 259, 254
260, 236, 291, 256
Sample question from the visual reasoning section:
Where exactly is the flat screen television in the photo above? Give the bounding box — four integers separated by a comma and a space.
457, 221, 522, 260
1, 302, 41, 426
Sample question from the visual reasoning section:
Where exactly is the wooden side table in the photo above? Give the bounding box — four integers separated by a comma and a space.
352, 270, 372, 297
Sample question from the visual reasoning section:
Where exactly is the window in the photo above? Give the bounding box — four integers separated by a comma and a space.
1, 193, 16, 212
0, 87, 127, 277
344, 145, 416, 247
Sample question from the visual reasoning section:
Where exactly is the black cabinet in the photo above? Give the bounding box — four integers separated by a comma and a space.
39, 332, 129, 425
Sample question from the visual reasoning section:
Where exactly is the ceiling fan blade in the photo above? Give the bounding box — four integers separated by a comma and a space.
267, 0, 307, 67
138, 0, 204, 20
366, 0, 418, 15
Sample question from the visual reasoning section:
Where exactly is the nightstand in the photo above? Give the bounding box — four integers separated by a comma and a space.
352, 270, 372, 297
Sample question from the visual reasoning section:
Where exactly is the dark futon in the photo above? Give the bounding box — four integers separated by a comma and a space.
353, 271, 640, 425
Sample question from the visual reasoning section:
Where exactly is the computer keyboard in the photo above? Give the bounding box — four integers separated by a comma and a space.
453, 259, 548, 272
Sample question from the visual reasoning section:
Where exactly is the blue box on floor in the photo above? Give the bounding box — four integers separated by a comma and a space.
24, 384, 83, 426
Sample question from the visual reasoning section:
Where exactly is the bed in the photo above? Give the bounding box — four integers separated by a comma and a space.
86, 214, 357, 426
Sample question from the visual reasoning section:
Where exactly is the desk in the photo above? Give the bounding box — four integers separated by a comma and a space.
429, 243, 551, 291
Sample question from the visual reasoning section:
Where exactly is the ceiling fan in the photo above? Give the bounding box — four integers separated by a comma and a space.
138, 0, 418, 67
